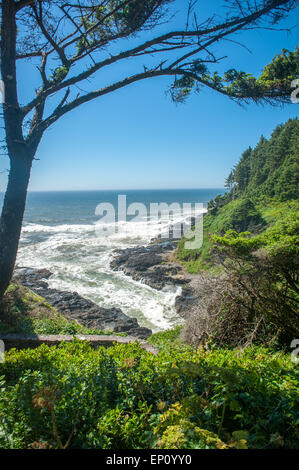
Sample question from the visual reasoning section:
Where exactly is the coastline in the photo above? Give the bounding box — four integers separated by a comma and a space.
13, 236, 202, 339
14, 267, 152, 339
110, 237, 206, 320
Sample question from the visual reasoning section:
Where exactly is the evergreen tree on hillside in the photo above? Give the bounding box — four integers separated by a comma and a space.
226, 118, 299, 202
234, 147, 252, 192
225, 171, 235, 192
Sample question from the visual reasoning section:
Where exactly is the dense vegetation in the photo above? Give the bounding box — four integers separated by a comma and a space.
0, 334, 298, 449
177, 119, 298, 348
177, 118, 299, 272
0, 119, 298, 449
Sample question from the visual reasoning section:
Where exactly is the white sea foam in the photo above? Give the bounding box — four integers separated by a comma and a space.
18, 209, 196, 331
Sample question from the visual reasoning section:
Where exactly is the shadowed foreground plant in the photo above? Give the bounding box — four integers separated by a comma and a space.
32, 386, 78, 449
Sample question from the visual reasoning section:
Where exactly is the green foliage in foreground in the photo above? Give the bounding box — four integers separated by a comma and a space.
0, 283, 119, 336
0, 339, 298, 449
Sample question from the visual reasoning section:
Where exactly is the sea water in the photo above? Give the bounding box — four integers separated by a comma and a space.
1, 189, 224, 332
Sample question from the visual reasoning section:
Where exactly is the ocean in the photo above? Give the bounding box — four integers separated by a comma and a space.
1, 189, 224, 332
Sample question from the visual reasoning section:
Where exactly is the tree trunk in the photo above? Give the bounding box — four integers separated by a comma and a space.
0, 151, 33, 298
0, 2, 41, 301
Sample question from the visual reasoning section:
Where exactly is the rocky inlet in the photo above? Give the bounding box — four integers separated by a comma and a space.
14, 267, 152, 339
110, 238, 200, 319
14, 238, 201, 340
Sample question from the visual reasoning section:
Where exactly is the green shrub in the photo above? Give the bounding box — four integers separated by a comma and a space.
0, 340, 298, 449
175, 197, 265, 272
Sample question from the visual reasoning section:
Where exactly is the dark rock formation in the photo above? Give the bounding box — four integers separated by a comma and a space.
110, 240, 190, 290
14, 267, 152, 339
110, 239, 207, 321
174, 286, 197, 317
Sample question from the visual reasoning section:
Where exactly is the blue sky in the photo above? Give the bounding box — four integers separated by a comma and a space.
0, 0, 298, 191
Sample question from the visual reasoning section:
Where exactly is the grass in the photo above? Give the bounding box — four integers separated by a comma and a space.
0, 283, 123, 336
148, 325, 189, 351
259, 199, 299, 225
175, 199, 298, 274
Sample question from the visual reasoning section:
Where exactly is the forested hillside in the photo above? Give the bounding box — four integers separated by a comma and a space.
225, 118, 298, 202
177, 118, 299, 272
177, 119, 298, 350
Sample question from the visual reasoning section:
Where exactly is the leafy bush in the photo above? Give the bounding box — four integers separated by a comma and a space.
148, 326, 188, 351
176, 118, 299, 273
0, 340, 298, 449
182, 204, 299, 349
175, 197, 265, 272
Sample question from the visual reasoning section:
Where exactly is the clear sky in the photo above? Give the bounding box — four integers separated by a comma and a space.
0, 0, 298, 192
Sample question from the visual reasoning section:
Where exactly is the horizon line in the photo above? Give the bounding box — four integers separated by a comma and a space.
20, 187, 226, 193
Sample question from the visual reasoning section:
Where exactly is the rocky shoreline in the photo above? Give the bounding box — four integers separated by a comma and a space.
14, 238, 200, 340
110, 239, 187, 290
110, 238, 201, 319
14, 267, 152, 339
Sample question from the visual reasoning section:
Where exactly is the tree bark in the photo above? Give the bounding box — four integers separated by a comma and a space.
0, 1, 36, 299
0, 151, 33, 298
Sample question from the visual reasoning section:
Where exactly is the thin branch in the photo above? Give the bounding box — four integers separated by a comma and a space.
20, 0, 294, 119
31, 2, 70, 67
